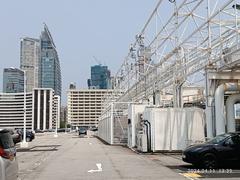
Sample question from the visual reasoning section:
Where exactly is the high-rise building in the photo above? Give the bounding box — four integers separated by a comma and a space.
52, 95, 60, 128
60, 106, 67, 127
3, 68, 24, 93
67, 89, 118, 128
20, 37, 40, 92
32, 88, 55, 130
88, 65, 111, 89
39, 24, 62, 96
69, 82, 76, 90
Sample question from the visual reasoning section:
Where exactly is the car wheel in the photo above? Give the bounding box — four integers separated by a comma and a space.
26, 137, 31, 142
202, 153, 217, 169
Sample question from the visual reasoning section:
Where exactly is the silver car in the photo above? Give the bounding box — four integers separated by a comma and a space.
0, 129, 18, 180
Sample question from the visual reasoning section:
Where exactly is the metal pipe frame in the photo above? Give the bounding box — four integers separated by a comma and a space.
108, 0, 240, 107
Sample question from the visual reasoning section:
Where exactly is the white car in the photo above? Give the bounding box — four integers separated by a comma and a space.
0, 129, 18, 180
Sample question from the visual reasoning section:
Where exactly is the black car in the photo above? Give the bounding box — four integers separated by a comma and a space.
78, 127, 87, 136
182, 132, 240, 169
35, 129, 44, 133
57, 128, 66, 133
16, 129, 35, 142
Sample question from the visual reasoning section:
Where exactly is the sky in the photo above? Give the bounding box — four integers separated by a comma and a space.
0, 0, 158, 104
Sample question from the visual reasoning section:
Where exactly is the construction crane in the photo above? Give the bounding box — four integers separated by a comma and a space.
93, 56, 102, 66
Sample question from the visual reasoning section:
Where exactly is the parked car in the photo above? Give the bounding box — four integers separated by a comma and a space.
16, 129, 35, 142
5, 129, 22, 144
43, 129, 55, 132
57, 128, 66, 133
182, 132, 240, 169
11, 132, 22, 144
35, 129, 44, 133
79, 127, 87, 136
48, 129, 55, 132
0, 129, 18, 180
91, 127, 98, 132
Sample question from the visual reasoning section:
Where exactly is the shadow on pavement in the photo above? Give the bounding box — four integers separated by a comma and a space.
17, 145, 61, 152
71, 135, 89, 138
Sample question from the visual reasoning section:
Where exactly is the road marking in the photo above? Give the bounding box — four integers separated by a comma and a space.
88, 163, 102, 173
180, 172, 201, 180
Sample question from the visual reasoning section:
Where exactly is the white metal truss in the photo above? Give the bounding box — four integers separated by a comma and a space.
110, 0, 240, 107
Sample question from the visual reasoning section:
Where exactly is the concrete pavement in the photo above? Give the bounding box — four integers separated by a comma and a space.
17, 133, 185, 180
17, 133, 240, 180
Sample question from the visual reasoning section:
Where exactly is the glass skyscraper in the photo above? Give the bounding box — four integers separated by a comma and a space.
88, 65, 111, 89
3, 68, 24, 93
39, 24, 62, 96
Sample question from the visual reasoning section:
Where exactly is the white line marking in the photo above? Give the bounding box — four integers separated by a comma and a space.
88, 163, 102, 173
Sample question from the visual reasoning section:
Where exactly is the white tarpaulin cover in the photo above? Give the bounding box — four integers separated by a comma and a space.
144, 107, 205, 151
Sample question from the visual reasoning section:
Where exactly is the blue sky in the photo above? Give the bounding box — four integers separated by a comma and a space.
0, 0, 158, 103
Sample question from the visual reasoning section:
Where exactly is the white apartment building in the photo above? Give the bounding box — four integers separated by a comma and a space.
0, 92, 33, 129
32, 88, 55, 130
67, 89, 118, 128
0, 88, 59, 130
52, 95, 61, 129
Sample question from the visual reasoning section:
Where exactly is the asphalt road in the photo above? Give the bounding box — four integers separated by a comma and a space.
17, 133, 185, 180
17, 133, 240, 180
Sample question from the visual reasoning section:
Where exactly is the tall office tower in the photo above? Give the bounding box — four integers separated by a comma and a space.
3, 68, 24, 93
88, 65, 111, 89
20, 37, 40, 92
39, 24, 62, 96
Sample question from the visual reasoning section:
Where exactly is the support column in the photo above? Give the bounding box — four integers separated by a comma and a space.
205, 67, 215, 138
37, 90, 40, 130
49, 90, 53, 129
110, 103, 114, 145
173, 82, 183, 108
43, 90, 46, 130
32, 91, 35, 131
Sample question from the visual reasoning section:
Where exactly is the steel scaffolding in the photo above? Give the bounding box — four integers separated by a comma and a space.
111, 0, 240, 107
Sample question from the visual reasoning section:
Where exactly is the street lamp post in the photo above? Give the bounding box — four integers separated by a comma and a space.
20, 70, 28, 148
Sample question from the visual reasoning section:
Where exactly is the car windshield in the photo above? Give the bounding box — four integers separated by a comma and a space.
207, 134, 230, 144
0, 131, 14, 149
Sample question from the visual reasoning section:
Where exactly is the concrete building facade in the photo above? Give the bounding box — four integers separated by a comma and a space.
20, 37, 40, 92
0, 88, 59, 130
32, 88, 55, 130
60, 106, 67, 127
3, 68, 24, 93
0, 92, 33, 129
67, 89, 116, 128
52, 95, 60, 129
